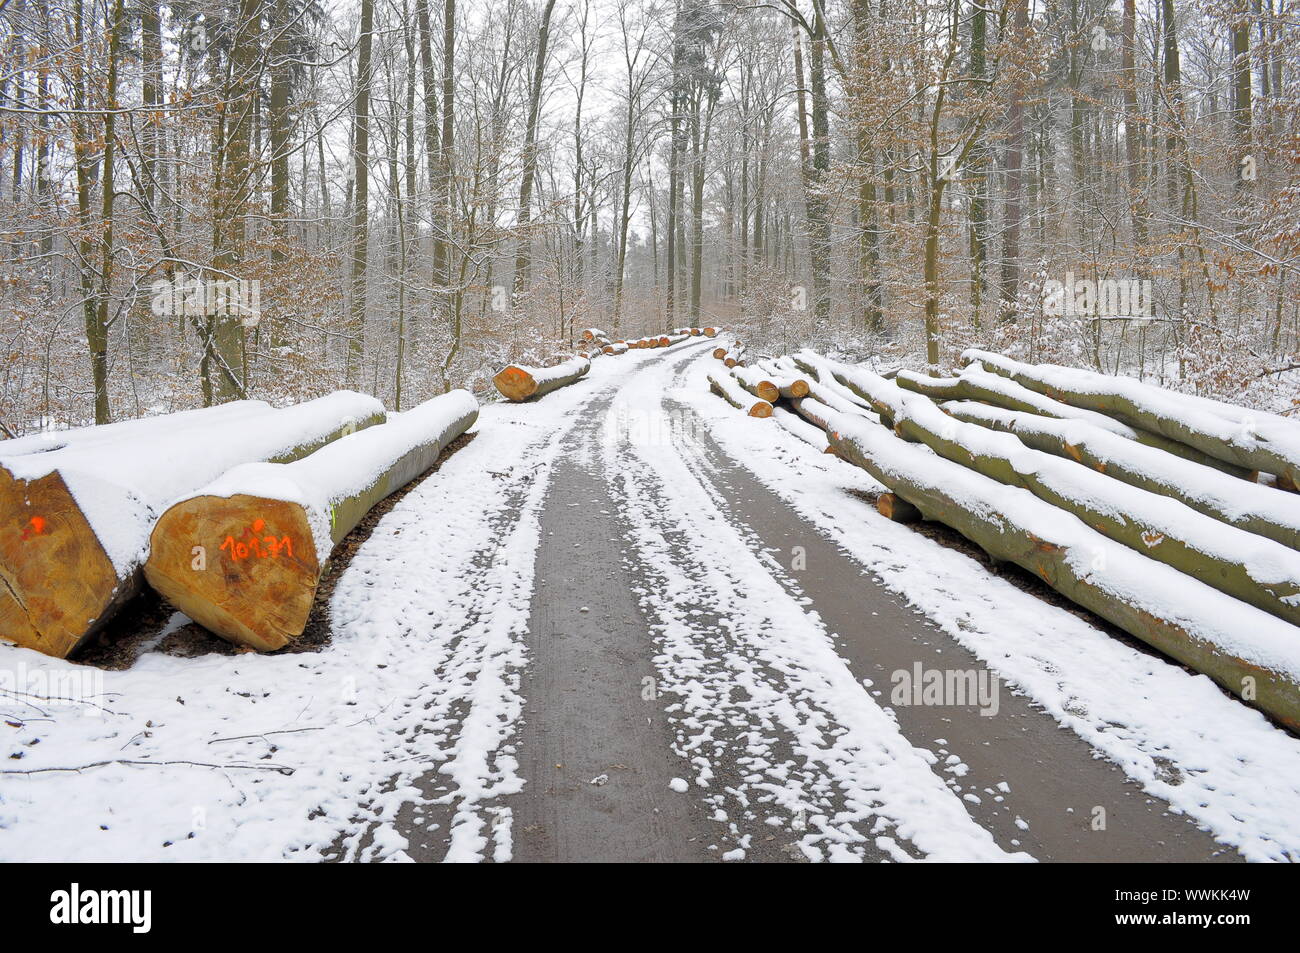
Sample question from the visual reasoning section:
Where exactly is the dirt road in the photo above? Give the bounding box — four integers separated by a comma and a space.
496, 341, 1240, 862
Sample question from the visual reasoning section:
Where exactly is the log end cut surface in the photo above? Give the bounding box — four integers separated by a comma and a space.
0, 465, 121, 658
492, 366, 538, 402
145, 494, 321, 652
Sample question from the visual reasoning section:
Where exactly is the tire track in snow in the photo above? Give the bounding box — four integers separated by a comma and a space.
599, 347, 1027, 862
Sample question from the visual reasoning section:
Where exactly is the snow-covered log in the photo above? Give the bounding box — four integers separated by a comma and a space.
0, 400, 277, 457
773, 406, 831, 453
730, 366, 780, 403
895, 365, 1250, 477
712, 346, 728, 360
0, 392, 386, 658
603, 342, 629, 355
789, 396, 840, 434
823, 356, 1300, 625
145, 391, 479, 651
492, 355, 591, 402
965, 349, 1300, 485
703, 327, 719, 337
708, 372, 772, 418
820, 404, 1300, 731
790, 351, 881, 419
581, 328, 608, 343
946, 401, 1300, 551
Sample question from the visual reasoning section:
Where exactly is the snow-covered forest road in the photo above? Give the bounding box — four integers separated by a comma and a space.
4, 338, 1300, 862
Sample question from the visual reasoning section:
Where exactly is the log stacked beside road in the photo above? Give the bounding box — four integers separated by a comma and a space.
0, 392, 386, 658
736, 347, 1300, 729
145, 391, 479, 651
492, 356, 591, 402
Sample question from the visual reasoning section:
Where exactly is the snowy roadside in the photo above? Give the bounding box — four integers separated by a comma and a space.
600, 346, 1030, 862
0, 349, 656, 862
675, 349, 1300, 862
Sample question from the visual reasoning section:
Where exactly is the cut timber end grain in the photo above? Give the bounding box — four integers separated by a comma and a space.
144, 495, 318, 652
876, 492, 922, 523
492, 356, 590, 402
703, 327, 718, 337
713, 347, 728, 360
0, 467, 129, 659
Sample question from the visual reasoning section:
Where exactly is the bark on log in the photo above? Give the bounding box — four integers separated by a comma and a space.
966, 349, 1298, 484
821, 403, 1300, 731
773, 406, 831, 453
730, 367, 780, 404
894, 366, 1251, 478
708, 372, 772, 417
945, 401, 1300, 551
145, 392, 478, 651
825, 356, 1300, 625
0, 392, 386, 658
492, 355, 591, 401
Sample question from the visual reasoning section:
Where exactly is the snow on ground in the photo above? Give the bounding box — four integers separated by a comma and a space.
0, 350, 650, 862
675, 348, 1300, 862
601, 346, 1028, 862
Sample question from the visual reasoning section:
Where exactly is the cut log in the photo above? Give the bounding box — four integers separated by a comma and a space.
821, 402, 1300, 731
713, 347, 728, 360
0, 400, 277, 457
708, 372, 772, 418
492, 355, 591, 402
603, 342, 629, 355
897, 364, 1252, 478
791, 351, 881, 419
757, 359, 811, 400
945, 401, 1300, 551
773, 406, 831, 453
703, 327, 719, 337
965, 348, 1300, 484
876, 492, 922, 522
581, 327, 607, 343
0, 392, 386, 658
145, 392, 478, 651
822, 355, 1300, 625
730, 367, 780, 404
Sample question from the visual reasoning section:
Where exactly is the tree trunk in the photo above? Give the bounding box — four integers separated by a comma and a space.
512, 0, 558, 302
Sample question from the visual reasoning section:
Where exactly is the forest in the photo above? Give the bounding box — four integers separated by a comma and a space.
0, 0, 1295, 431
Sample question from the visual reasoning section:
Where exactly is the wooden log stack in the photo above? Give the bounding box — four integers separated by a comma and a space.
145, 391, 479, 651
0, 392, 386, 658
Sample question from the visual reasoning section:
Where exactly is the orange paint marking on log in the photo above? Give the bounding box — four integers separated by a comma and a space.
20, 516, 47, 540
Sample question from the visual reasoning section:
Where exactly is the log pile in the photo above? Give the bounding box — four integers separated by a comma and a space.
492, 355, 591, 401
145, 391, 479, 651
744, 348, 1300, 728
0, 392, 386, 658
964, 349, 1300, 486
